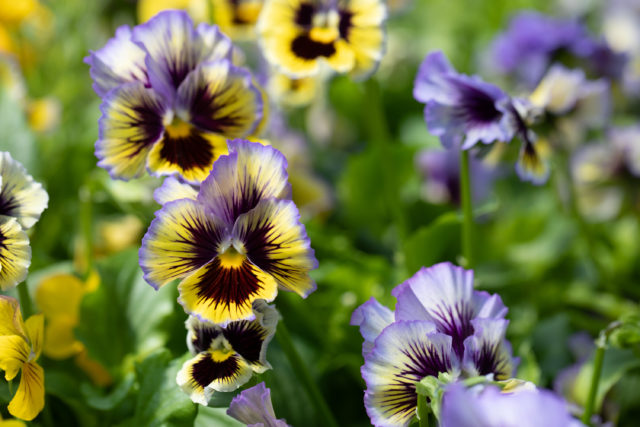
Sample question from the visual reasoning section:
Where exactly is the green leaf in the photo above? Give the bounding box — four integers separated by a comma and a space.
402, 212, 461, 274
76, 248, 178, 375
128, 350, 197, 427
195, 407, 242, 427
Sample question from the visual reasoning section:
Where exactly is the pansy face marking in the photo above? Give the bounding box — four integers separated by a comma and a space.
140, 141, 317, 323
177, 300, 278, 405
86, 11, 264, 183
258, 0, 386, 79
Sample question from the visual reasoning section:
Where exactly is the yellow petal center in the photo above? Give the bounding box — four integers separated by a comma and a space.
164, 117, 193, 139
218, 245, 246, 269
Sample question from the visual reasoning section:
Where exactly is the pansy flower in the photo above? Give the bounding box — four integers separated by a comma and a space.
258, 0, 386, 79
440, 382, 583, 427
414, 51, 550, 185
413, 51, 515, 150
0, 296, 44, 421
85, 11, 264, 183
227, 382, 289, 426
351, 262, 515, 427
212, 0, 265, 40
0, 152, 48, 290
140, 140, 317, 323
177, 300, 278, 405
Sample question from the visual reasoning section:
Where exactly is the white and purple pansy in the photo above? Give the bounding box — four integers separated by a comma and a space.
351, 262, 516, 427
85, 11, 264, 183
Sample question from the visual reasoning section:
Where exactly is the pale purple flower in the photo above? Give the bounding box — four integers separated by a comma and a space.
227, 382, 289, 427
440, 382, 584, 427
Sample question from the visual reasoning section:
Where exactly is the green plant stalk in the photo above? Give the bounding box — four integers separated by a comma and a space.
417, 395, 430, 427
17, 282, 33, 319
581, 336, 606, 425
80, 184, 94, 278
460, 150, 474, 268
275, 322, 338, 427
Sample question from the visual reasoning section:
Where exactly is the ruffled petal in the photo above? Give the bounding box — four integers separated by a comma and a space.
338, 0, 386, 79
178, 255, 278, 323
154, 176, 199, 205
0, 152, 48, 229
227, 382, 289, 427
362, 321, 456, 427
146, 125, 228, 183
175, 60, 263, 138
462, 318, 514, 381
198, 140, 290, 225
139, 198, 226, 290
96, 82, 167, 180
516, 138, 550, 185
392, 262, 506, 359
232, 198, 317, 297
0, 216, 31, 291
350, 298, 393, 358
132, 11, 233, 100
84, 25, 149, 97
8, 362, 44, 421
177, 351, 253, 405
222, 300, 278, 371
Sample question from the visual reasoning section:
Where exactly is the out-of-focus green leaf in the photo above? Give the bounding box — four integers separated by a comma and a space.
81, 372, 135, 411
532, 314, 572, 384
0, 89, 36, 172
76, 248, 177, 375
402, 212, 461, 274
125, 350, 197, 427
195, 407, 242, 427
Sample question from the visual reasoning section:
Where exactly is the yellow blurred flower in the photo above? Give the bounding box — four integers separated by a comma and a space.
137, 0, 209, 24
26, 97, 60, 134
35, 271, 112, 387
0, 296, 44, 421
268, 72, 319, 108
0, 0, 38, 26
0, 415, 25, 427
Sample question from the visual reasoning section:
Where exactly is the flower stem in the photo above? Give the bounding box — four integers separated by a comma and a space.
417, 395, 430, 427
17, 281, 33, 318
275, 321, 338, 427
581, 333, 607, 425
460, 150, 474, 268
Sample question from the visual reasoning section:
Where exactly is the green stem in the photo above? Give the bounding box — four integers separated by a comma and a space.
80, 184, 94, 278
417, 395, 430, 427
581, 335, 606, 425
17, 282, 33, 318
460, 150, 474, 268
275, 322, 338, 427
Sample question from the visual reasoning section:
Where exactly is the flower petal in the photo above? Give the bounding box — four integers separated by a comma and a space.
84, 25, 149, 97
0, 216, 31, 291
516, 138, 550, 185
350, 298, 393, 358
153, 177, 198, 205
176, 60, 263, 138
177, 351, 253, 405
227, 382, 289, 427
178, 255, 278, 323
96, 82, 167, 180
222, 300, 278, 372
198, 140, 290, 225
146, 126, 228, 183
392, 262, 506, 359
8, 362, 44, 421
0, 152, 49, 229
139, 198, 226, 290
0, 335, 29, 381
462, 318, 515, 381
23, 315, 43, 360
232, 198, 317, 298
0, 296, 26, 337
34, 273, 84, 321
362, 321, 456, 427
132, 11, 233, 100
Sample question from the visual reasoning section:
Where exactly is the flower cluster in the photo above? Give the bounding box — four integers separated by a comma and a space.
351, 262, 515, 425
413, 50, 548, 184
352, 262, 580, 426
0, 152, 48, 290
85, 11, 264, 183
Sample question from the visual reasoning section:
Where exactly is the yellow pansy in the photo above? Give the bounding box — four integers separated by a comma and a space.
35, 272, 112, 387
0, 296, 44, 421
